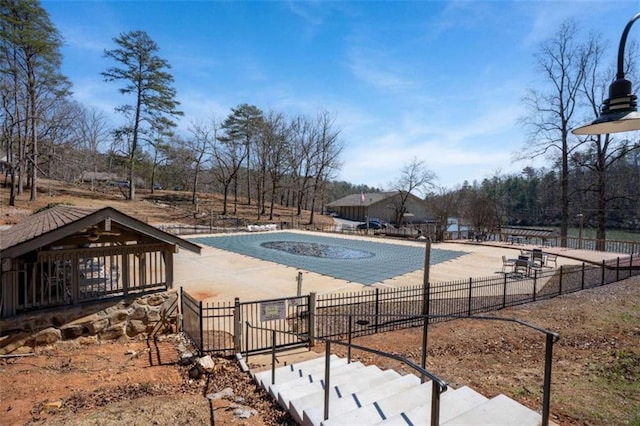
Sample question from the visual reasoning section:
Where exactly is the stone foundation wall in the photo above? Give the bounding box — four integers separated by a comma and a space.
0, 292, 178, 355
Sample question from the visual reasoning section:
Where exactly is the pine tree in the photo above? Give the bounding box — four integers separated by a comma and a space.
102, 30, 182, 201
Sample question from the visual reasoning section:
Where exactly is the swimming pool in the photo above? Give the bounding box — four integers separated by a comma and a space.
191, 232, 465, 285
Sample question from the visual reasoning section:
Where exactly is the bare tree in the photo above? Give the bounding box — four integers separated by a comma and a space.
288, 115, 315, 215
575, 35, 640, 250
212, 119, 247, 215
75, 106, 111, 191
262, 111, 291, 220
520, 19, 594, 246
426, 186, 459, 241
389, 157, 436, 225
308, 111, 343, 224
187, 120, 214, 205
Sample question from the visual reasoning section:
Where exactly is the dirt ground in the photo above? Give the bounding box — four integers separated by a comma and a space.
0, 333, 294, 426
0, 278, 637, 425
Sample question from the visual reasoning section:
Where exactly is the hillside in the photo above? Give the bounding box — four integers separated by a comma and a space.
0, 180, 332, 228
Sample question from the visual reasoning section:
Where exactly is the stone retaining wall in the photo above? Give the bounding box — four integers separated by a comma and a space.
0, 292, 178, 355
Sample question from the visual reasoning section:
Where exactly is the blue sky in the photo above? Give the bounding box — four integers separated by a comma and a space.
42, 1, 640, 189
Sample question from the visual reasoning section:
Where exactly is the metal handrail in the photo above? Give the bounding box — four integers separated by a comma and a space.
245, 320, 448, 426
246, 312, 559, 426
313, 312, 559, 426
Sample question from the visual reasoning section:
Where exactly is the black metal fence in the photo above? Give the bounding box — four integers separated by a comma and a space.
180, 293, 310, 356
181, 255, 639, 355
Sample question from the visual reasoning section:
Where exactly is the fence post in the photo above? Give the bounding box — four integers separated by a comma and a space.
580, 264, 585, 290
631, 254, 634, 278
533, 270, 537, 302
502, 274, 507, 308
601, 260, 606, 286
374, 288, 380, 333
308, 292, 316, 347
245, 322, 250, 361
179, 287, 184, 332
467, 278, 473, 316
558, 266, 563, 295
233, 297, 241, 353
199, 300, 204, 355
324, 341, 332, 421
347, 315, 353, 363
616, 257, 620, 281
541, 332, 555, 426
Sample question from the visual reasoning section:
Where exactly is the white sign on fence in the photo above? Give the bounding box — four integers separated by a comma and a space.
260, 300, 286, 321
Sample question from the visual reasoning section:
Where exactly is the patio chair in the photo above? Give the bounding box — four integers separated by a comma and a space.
502, 255, 516, 273
545, 253, 558, 267
515, 256, 531, 276
531, 249, 544, 266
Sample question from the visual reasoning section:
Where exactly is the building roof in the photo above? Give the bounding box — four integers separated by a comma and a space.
0, 205, 201, 258
501, 226, 560, 237
0, 205, 95, 251
327, 192, 399, 207
81, 171, 119, 181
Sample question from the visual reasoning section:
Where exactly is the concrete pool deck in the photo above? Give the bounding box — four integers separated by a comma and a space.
173, 230, 624, 303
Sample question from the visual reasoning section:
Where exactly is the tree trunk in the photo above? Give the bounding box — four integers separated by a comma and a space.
560, 136, 569, 247
28, 65, 38, 202
9, 170, 16, 206
222, 183, 229, 216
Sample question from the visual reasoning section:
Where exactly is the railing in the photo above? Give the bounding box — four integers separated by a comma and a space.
245, 320, 448, 426
181, 254, 638, 354
314, 312, 559, 426
246, 312, 559, 426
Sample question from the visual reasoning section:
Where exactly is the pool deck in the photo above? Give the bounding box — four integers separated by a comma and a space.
174, 230, 624, 303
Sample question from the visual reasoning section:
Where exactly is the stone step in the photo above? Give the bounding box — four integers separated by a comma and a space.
442, 394, 543, 426
321, 380, 435, 425
253, 354, 339, 389
374, 385, 488, 425
302, 374, 422, 426
254, 354, 545, 426
274, 362, 367, 409
265, 357, 350, 399
289, 368, 400, 424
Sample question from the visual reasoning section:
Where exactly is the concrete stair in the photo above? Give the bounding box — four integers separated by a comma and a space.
252, 354, 546, 426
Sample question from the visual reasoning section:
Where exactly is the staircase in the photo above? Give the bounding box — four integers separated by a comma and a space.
253, 354, 546, 426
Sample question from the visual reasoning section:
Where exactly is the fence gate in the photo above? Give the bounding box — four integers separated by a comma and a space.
239, 294, 310, 354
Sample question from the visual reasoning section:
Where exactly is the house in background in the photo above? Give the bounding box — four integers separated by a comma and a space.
80, 171, 119, 184
446, 217, 472, 239
327, 191, 431, 225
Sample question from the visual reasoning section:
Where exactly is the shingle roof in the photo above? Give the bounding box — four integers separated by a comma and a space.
327, 192, 397, 207
0, 205, 97, 251
0, 205, 201, 257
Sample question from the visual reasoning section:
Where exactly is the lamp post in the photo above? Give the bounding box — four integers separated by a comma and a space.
577, 213, 584, 250
573, 13, 640, 135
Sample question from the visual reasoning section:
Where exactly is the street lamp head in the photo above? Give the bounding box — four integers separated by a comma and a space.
572, 13, 640, 136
